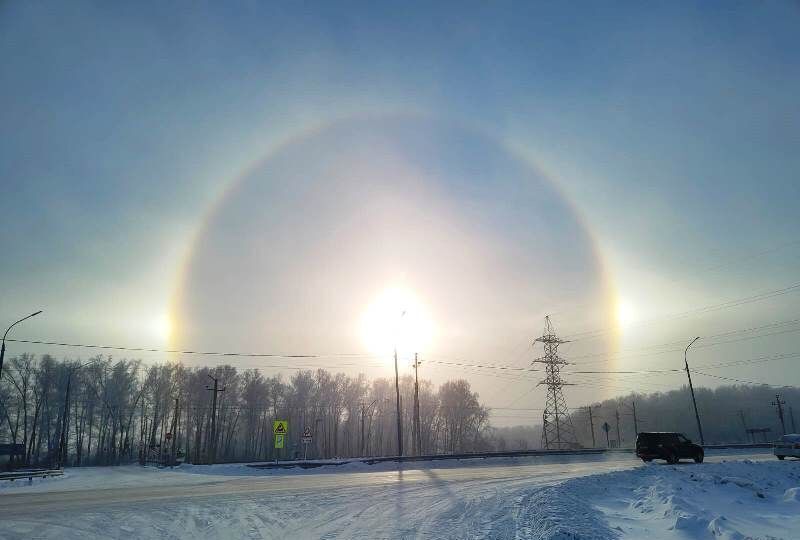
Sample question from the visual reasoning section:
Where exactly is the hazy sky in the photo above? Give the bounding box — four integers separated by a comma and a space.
2, 2, 799, 424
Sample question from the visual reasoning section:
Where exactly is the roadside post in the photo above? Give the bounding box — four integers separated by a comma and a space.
602, 422, 611, 448
301, 426, 313, 460
273, 420, 288, 463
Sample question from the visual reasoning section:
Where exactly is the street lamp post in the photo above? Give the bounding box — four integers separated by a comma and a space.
684, 336, 704, 446
393, 311, 406, 457
394, 346, 403, 457
0, 310, 43, 379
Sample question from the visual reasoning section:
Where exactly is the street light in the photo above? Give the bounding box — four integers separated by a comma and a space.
0, 310, 43, 379
393, 311, 406, 457
684, 336, 704, 446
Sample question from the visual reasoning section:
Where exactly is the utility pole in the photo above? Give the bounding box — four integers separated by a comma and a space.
583, 406, 597, 448
533, 316, 577, 449
631, 401, 639, 436
790, 406, 797, 433
412, 353, 422, 456
205, 374, 226, 464
684, 337, 705, 445
772, 394, 787, 435
139, 399, 146, 464
360, 401, 366, 457
184, 401, 191, 463
392, 310, 407, 457
57, 358, 98, 468
57, 366, 74, 468
615, 408, 621, 447
738, 410, 749, 442
170, 397, 179, 465
394, 346, 403, 456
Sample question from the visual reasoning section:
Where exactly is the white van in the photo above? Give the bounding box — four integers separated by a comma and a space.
774, 434, 800, 460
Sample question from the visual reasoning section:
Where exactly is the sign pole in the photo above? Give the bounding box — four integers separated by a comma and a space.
301, 426, 312, 461
273, 420, 288, 464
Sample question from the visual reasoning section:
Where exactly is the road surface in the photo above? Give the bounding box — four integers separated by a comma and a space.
0, 450, 774, 539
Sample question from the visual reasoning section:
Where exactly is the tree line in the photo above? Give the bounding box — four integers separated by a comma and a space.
492, 384, 800, 451
571, 383, 800, 448
2, 353, 796, 468
0, 354, 492, 467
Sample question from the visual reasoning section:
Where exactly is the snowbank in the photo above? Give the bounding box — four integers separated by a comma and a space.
556, 458, 800, 539
1, 451, 793, 539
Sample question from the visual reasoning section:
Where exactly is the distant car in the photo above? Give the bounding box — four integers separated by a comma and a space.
635, 432, 704, 464
774, 434, 800, 460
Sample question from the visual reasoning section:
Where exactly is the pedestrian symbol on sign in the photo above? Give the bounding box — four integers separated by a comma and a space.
300, 427, 313, 460
273, 420, 288, 435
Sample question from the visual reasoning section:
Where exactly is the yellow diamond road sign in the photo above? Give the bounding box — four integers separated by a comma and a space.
273, 420, 288, 435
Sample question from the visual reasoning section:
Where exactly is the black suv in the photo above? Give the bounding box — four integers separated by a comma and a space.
635, 432, 704, 464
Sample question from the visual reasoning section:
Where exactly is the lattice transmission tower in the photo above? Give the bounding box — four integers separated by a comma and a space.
533, 316, 578, 449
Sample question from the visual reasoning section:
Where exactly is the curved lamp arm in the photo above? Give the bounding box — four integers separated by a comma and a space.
3, 310, 43, 341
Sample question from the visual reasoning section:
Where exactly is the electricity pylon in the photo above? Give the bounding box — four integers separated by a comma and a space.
533, 316, 578, 449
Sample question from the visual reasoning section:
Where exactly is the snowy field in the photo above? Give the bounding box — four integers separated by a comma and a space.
0, 450, 797, 539
527, 458, 800, 539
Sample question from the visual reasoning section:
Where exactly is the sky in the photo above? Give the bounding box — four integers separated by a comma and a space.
1, 1, 799, 425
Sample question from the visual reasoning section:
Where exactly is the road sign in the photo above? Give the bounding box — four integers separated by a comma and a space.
602, 422, 611, 433
273, 420, 288, 435
274, 433, 285, 449
303, 426, 312, 437
301, 436, 312, 444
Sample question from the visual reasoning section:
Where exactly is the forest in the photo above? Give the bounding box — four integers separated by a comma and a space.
0, 354, 491, 467
1, 353, 797, 468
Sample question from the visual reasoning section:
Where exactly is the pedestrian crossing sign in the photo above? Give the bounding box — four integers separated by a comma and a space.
273, 420, 288, 435
274, 433, 285, 449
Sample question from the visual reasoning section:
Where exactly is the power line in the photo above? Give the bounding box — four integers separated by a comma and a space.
569, 317, 800, 367
564, 281, 800, 341
696, 351, 800, 370
566, 368, 681, 374
7, 324, 798, 403
489, 407, 546, 411
423, 358, 535, 372
540, 238, 800, 323
692, 370, 799, 389
6, 338, 373, 359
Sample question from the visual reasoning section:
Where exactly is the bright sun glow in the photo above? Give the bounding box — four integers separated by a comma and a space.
360, 287, 435, 357
152, 313, 173, 343
616, 299, 636, 328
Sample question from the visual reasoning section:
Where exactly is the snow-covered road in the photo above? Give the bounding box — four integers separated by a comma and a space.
0, 450, 794, 539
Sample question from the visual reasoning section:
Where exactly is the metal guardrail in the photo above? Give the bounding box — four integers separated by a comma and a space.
362, 447, 608, 464
246, 444, 775, 470
0, 468, 64, 482
702, 443, 773, 449
248, 448, 616, 469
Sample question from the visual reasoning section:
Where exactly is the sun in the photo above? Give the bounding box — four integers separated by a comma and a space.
152, 312, 173, 343
616, 298, 636, 328
360, 287, 435, 358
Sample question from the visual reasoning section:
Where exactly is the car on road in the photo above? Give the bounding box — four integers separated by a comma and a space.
774, 434, 800, 460
635, 432, 704, 464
